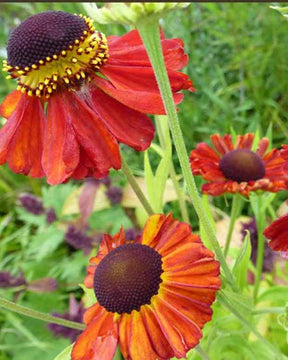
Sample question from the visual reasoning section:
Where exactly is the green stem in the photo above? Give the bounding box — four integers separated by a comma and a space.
136, 16, 236, 290
253, 195, 266, 303
155, 116, 190, 223
121, 153, 154, 215
224, 194, 242, 256
0, 296, 85, 331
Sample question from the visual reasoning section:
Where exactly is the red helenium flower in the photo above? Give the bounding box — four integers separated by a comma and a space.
189, 133, 288, 196
0, 11, 194, 185
72, 213, 221, 360
263, 214, 288, 252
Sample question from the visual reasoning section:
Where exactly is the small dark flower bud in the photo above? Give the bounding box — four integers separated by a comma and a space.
106, 186, 123, 205
19, 193, 45, 215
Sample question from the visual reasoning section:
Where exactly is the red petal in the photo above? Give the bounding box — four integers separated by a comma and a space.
0, 94, 44, 177
72, 310, 118, 360
42, 93, 80, 185
264, 214, 288, 251
66, 91, 121, 177
86, 86, 154, 151
101, 64, 192, 93
0, 90, 22, 119
93, 75, 183, 115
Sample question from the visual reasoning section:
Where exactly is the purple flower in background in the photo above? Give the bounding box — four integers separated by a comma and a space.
0, 271, 26, 288
27, 277, 58, 293
46, 208, 57, 224
19, 193, 45, 215
48, 295, 85, 342
106, 186, 123, 205
65, 225, 93, 255
241, 218, 275, 273
125, 228, 141, 241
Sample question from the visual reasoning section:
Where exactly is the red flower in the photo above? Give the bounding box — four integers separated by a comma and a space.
0, 11, 193, 185
72, 214, 220, 360
189, 133, 288, 196
263, 214, 288, 252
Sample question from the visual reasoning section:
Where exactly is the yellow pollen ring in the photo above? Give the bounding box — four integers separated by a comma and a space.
3, 16, 108, 99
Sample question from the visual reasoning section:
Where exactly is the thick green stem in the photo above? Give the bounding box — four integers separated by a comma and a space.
136, 16, 236, 290
224, 194, 242, 256
0, 296, 85, 330
121, 153, 154, 215
155, 116, 190, 223
253, 195, 266, 303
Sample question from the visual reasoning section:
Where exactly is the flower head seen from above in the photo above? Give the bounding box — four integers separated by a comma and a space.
263, 213, 288, 253
189, 133, 288, 196
0, 11, 194, 185
72, 213, 221, 360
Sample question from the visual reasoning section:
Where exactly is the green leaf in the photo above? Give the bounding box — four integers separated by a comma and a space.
54, 344, 74, 360
258, 286, 288, 304
232, 231, 251, 290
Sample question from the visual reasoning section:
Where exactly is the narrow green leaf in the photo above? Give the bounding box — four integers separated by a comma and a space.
54, 343, 74, 360
232, 231, 251, 290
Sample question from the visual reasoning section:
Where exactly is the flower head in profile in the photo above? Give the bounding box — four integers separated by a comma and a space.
72, 213, 220, 360
190, 133, 287, 196
263, 214, 288, 255
0, 11, 193, 185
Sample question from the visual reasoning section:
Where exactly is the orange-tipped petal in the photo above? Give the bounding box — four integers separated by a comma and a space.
0, 94, 44, 177
119, 310, 169, 360
0, 90, 22, 119
72, 310, 118, 360
152, 296, 202, 358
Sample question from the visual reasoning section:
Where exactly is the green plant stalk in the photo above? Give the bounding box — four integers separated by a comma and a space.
155, 116, 190, 223
253, 195, 266, 303
224, 194, 242, 256
121, 153, 154, 215
0, 296, 85, 331
136, 16, 236, 290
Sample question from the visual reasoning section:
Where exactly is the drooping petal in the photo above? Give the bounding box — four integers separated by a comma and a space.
0, 93, 44, 177
42, 93, 80, 185
0, 90, 22, 119
66, 91, 121, 178
93, 75, 183, 115
72, 310, 118, 360
263, 214, 288, 252
85, 86, 155, 151
101, 64, 192, 94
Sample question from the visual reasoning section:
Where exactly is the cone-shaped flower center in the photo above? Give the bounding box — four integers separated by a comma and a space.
219, 149, 265, 182
3, 11, 109, 99
94, 243, 163, 314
